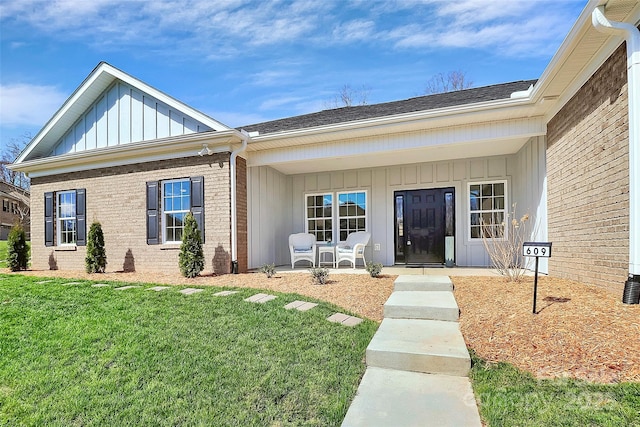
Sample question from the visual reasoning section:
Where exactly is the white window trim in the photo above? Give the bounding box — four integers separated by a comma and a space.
304, 190, 369, 243
467, 180, 508, 242
57, 190, 76, 246
161, 178, 190, 244
337, 190, 368, 242
304, 192, 333, 243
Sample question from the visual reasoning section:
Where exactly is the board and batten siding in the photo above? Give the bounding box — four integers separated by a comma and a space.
247, 137, 547, 269
51, 81, 213, 156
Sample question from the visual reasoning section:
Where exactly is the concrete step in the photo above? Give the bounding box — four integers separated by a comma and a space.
366, 318, 470, 377
394, 274, 453, 292
341, 367, 481, 427
384, 290, 459, 321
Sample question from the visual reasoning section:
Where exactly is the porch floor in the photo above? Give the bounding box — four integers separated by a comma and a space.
273, 265, 505, 276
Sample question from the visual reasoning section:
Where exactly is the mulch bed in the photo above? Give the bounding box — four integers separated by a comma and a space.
5, 268, 639, 383
453, 276, 640, 383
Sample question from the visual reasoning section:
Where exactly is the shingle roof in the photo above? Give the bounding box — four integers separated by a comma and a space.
240, 80, 536, 135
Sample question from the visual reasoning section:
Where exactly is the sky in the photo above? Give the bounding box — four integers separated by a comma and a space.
0, 0, 589, 156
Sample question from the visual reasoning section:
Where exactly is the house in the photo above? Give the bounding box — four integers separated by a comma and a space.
10, 0, 639, 292
0, 180, 30, 240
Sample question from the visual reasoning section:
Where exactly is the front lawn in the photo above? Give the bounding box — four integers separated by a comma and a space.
0, 274, 377, 426
0, 240, 7, 268
470, 352, 640, 426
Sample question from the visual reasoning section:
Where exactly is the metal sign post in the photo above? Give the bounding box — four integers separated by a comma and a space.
523, 242, 552, 314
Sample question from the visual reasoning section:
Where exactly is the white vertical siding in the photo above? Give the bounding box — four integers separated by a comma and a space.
49, 81, 214, 156
247, 148, 547, 269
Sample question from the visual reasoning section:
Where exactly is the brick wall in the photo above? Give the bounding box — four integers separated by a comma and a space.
236, 156, 248, 273
547, 42, 629, 290
30, 153, 246, 274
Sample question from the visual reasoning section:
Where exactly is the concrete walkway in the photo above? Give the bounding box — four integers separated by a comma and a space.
341, 275, 482, 427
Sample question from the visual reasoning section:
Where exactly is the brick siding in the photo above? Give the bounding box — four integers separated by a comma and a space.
30, 153, 247, 274
547, 42, 629, 290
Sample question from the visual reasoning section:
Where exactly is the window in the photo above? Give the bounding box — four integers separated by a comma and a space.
338, 191, 367, 241
2, 200, 8, 212
162, 179, 191, 243
469, 181, 506, 239
304, 190, 367, 242
45, 189, 85, 247
306, 193, 333, 242
57, 191, 77, 245
146, 177, 204, 245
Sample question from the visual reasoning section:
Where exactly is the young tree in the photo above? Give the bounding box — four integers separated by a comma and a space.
1, 134, 31, 190
85, 221, 107, 273
7, 223, 29, 271
325, 84, 371, 108
424, 70, 473, 94
179, 213, 204, 278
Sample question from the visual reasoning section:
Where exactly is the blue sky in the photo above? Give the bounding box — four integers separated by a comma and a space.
1, 0, 588, 155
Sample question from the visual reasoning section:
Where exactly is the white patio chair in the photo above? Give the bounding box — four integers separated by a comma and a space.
289, 233, 317, 269
336, 231, 371, 269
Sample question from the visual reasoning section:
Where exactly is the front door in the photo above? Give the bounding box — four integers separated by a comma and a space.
394, 188, 455, 265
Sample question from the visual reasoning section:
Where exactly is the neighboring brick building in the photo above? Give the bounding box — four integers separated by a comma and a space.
0, 180, 30, 240
10, 1, 640, 294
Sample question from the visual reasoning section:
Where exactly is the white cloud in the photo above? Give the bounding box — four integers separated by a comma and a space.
332, 19, 376, 43
0, 83, 68, 127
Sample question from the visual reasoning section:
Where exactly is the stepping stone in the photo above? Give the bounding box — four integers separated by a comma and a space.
92, 283, 110, 288
147, 286, 170, 291
341, 367, 481, 427
37, 280, 53, 284
244, 293, 277, 303
180, 288, 203, 295
284, 300, 318, 311
213, 290, 239, 296
327, 313, 363, 326
114, 285, 140, 291
394, 275, 453, 292
63, 282, 83, 286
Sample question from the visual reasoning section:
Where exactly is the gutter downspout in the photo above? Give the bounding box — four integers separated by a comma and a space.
230, 130, 250, 274
592, 5, 640, 298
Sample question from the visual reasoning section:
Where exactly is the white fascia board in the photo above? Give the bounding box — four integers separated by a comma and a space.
247, 96, 536, 150
11, 130, 242, 178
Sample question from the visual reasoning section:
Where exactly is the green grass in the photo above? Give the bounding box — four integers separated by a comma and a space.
0, 241, 7, 268
470, 351, 640, 426
0, 274, 377, 426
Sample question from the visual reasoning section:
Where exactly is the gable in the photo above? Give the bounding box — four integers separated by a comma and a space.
14, 62, 230, 164
50, 80, 213, 156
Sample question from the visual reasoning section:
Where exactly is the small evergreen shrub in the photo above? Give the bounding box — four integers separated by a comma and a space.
85, 221, 107, 273
365, 262, 383, 278
309, 267, 329, 285
259, 263, 276, 278
179, 213, 204, 278
7, 223, 29, 272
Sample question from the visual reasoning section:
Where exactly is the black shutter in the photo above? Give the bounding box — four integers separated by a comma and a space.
146, 181, 159, 245
76, 189, 86, 246
191, 176, 205, 242
44, 192, 54, 247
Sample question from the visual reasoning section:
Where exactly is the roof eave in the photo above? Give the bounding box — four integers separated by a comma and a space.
10, 130, 243, 177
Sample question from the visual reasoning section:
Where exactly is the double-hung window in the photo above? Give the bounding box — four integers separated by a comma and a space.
162, 179, 191, 243
44, 189, 86, 247
305, 190, 367, 243
469, 181, 506, 239
306, 193, 333, 242
146, 176, 204, 245
57, 191, 77, 245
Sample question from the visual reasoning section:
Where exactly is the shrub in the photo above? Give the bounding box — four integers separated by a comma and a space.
179, 213, 204, 278
309, 267, 329, 285
480, 203, 534, 282
85, 221, 107, 273
259, 263, 276, 278
365, 262, 383, 278
7, 223, 29, 271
